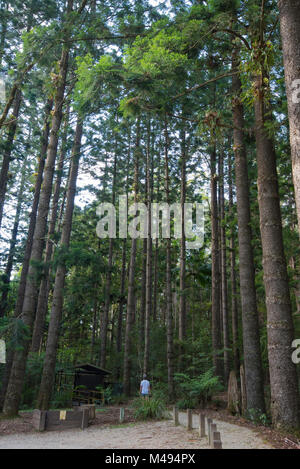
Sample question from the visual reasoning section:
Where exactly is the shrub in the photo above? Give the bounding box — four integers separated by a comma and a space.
132, 396, 166, 421
174, 368, 223, 408
176, 397, 198, 410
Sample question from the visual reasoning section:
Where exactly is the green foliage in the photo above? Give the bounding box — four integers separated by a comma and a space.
247, 408, 271, 427
132, 396, 167, 421
174, 369, 223, 408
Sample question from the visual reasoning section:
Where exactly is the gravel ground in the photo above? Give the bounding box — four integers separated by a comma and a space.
0, 420, 209, 449
0, 412, 274, 449
178, 412, 273, 449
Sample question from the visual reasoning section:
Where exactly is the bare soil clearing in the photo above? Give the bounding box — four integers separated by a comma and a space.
0, 420, 208, 449
0, 406, 297, 449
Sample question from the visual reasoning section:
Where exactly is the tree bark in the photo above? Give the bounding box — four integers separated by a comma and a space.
3, 27, 71, 416
179, 127, 186, 343
164, 118, 174, 398
0, 99, 52, 410
231, 46, 265, 414
0, 89, 22, 230
278, 0, 300, 233
0, 154, 28, 317
219, 149, 230, 385
31, 105, 70, 353
211, 141, 223, 381
37, 117, 83, 410
228, 150, 240, 377
100, 150, 117, 369
13, 98, 52, 319
123, 119, 140, 396
143, 120, 153, 376
253, 71, 299, 429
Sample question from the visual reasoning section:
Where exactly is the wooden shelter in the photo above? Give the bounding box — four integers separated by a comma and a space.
56, 363, 111, 405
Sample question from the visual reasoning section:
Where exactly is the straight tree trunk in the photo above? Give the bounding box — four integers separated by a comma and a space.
219, 149, 230, 385
211, 141, 223, 381
116, 238, 127, 356
31, 105, 70, 353
278, 0, 300, 233
179, 127, 186, 343
0, 89, 22, 230
0, 99, 52, 410
164, 118, 174, 398
253, 70, 299, 429
139, 238, 147, 348
3, 22, 71, 415
228, 150, 240, 377
123, 119, 140, 396
143, 121, 152, 375
37, 117, 83, 410
100, 150, 117, 369
0, 154, 28, 317
231, 46, 265, 414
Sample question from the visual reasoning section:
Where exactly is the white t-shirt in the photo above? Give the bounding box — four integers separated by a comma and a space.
140, 379, 150, 394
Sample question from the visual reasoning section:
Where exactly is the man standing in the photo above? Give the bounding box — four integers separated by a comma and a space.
140, 374, 150, 399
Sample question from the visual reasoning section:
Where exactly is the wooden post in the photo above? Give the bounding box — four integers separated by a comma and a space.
187, 409, 192, 430
210, 423, 217, 447
33, 409, 47, 432
240, 364, 247, 416
213, 431, 222, 449
207, 418, 212, 444
120, 407, 125, 423
81, 408, 89, 430
174, 406, 179, 426
199, 413, 206, 437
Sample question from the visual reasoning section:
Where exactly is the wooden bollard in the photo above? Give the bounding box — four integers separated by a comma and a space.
210, 423, 217, 447
120, 407, 125, 423
174, 406, 179, 426
207, 418, 212, 444
199, 413, 206, 437
33, 409, 47, 432
213, 431, 222, 449
81, 408, 89, 430
187, 409, 192, 430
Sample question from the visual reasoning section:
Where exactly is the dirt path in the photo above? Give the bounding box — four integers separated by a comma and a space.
178, 412, 273, 449
0, 420, 209, 449
0, 413, 274, 449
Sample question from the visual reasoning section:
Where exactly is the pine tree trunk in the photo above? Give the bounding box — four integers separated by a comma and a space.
123, 120, 140, 396
99, 148, 117, 369
278, 0, 300, 233
0, 100, 52, 409
0, 154, 27, 317
211, 141, 223, 381
37, 117, 83, 410
164, 119, 174, 398
116, 238, 127, 358
143, 121, 152, 375
219, 149, 230, 385
139, 238, 147, 348
253, 72, 299, 429
31, 106, 70, 353
0, 89, 22, 230
228, 151, 240, 377
179, 128, 186, 343
231, 47, 265, 414
3, 35, 71, 416
13, 99, 52, 319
